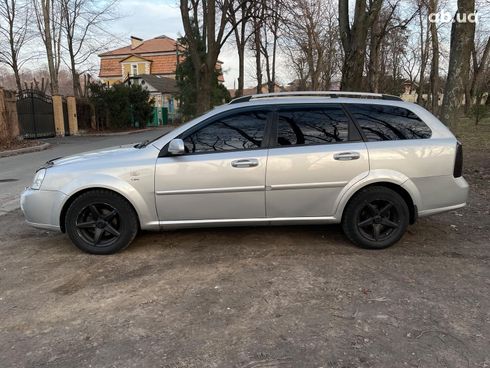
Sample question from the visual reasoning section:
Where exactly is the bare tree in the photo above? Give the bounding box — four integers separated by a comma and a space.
250, 0, 263, 93
338, 0, 383, 91
282, 46, 309, 90
440, 0, 476, 125
414, 0, 431, 105
468, 35, 490, 108
228, 0, 254, 97
60, 0, 118, 97
259, 0, 281, 92
282, 0, 339, 91
401, 45, 420, 87
366, 0, 417, 93
34, 0, 63, 95
0, 0, 31, 91
180, 0, 243, 113
248, 0, 281, 93
428, 0, 439, 112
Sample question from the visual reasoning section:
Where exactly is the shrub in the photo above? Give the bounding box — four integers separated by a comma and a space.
88, 83, 154, 129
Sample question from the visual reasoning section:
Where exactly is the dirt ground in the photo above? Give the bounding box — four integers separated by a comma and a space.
1, 125, 489, 368
0, 138, 42, 152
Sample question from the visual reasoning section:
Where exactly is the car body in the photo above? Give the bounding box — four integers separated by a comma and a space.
21, 92, 469, 254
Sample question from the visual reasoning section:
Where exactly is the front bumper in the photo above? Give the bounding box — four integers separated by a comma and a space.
20, 188, 67, 231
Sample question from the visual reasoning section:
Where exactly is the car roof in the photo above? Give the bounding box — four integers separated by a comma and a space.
229, 91, 403, 104
227, 96, 406, 108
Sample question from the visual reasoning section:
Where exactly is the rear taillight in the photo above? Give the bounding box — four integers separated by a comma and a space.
453, 142, 463, 178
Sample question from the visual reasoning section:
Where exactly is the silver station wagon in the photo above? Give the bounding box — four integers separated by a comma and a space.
21, 92, 469, 254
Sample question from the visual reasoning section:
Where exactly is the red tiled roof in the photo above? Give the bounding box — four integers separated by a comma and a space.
99, 35, 182, 56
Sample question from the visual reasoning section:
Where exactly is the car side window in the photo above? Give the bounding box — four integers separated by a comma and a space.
346, 104, 432, 141
182, 110, 267, 154
276, 106, 349, 146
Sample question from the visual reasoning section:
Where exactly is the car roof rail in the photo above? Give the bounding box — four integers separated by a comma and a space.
229, 91, 403, 104
229, 95, 252, 104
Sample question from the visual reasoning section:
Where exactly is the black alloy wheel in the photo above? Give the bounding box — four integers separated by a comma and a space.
65, 190, 138, 254
342, 186, 409, 249
76, 203, 121, 247
356, 199, 400, 242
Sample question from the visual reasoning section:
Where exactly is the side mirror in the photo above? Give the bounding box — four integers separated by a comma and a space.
168, 138, 185, 155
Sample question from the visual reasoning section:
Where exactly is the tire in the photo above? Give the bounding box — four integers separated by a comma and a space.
341, 186, 409, 249
65, 189, 139, 254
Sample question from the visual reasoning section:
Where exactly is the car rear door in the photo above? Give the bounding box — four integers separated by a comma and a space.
265, 104, 369, 218
155, 108, 272, 221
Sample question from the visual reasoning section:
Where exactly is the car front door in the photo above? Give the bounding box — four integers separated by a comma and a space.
265, 104, 369, 218
155, 108, 271, 221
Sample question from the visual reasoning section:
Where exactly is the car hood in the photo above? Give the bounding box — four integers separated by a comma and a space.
48, 144, 138, 166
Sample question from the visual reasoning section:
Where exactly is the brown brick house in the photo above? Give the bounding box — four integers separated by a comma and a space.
98, 35, 224, 85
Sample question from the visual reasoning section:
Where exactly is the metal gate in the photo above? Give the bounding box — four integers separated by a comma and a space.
16, 90, 56, 139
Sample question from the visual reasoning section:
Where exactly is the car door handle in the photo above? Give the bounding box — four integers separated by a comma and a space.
231, 159, 259, 168
333, 152, 360, 161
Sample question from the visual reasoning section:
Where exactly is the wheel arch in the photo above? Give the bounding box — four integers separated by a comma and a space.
342, 182, 417, 224
335, 172, 420, 225
59, 187, 141, 233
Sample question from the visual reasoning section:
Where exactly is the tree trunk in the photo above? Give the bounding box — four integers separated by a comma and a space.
7, 22, 22, 91
39, 0, 59, 95
428, 0, 439, 114
254, 18, 262, 94
10, 53, 22, 92
236, 44, 245, 97
368, 32, 381, 93
417, 8, 430, 106
68, 42, 82, 97
339, 0, 382, 91
271, 29, 277, 93
195, 66, 212, 114
469, 37, 490, 104
231, 1, 249, 98
440, 0, 476, 125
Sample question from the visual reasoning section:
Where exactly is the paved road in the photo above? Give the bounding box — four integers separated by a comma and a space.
0, 128, 170, 215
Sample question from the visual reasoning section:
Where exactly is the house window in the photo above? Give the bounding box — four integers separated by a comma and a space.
131, 64, 138, 76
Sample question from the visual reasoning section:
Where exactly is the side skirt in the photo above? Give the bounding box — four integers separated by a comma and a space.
154, 216, 340, 230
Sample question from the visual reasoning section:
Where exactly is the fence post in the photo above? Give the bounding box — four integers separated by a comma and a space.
0, 88, 8, 140
4, 90, 20, 138
66, 96, 78, 135
52, 95, 65, 136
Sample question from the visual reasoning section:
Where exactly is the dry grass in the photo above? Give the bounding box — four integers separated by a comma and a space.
0, 138, 41, 152
450, 115, 490, 150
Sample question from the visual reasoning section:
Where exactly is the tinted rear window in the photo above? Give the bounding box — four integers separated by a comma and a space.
276, 106, 349, 146
346, 104, 431, 141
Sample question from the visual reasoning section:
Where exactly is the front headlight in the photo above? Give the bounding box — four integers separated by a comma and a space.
31, 169, 46, 190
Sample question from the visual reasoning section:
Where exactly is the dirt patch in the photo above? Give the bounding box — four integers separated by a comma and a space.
0, 124, 489, 368
0, 138, 43, 152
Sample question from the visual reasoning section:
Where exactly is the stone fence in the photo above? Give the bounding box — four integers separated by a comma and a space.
0, 88, 20, 141
0, 87, 80, 140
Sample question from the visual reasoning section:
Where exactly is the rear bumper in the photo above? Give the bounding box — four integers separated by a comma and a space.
416, 176, 469, 217
20, 188, 66, 231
